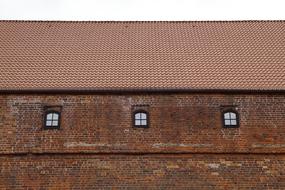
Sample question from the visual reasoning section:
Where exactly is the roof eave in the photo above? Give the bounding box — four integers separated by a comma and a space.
0, 88, 284, 95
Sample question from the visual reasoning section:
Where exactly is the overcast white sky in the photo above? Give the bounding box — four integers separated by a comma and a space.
0, 0, 284, 21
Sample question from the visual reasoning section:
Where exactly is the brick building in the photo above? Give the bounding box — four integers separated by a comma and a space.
0, 20, 284, 189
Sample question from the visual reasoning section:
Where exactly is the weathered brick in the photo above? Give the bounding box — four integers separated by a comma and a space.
0, 93, 284, 188
0, 154, 284, 189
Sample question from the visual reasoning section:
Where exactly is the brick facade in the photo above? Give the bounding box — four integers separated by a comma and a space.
0, 154, 284, 189
0, 93, 285, 189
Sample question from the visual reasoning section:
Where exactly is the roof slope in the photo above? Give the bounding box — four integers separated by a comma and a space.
0, 21, 284, 92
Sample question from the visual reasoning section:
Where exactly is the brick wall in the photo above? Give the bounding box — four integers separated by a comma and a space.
1, 93, 284, 154
0, 93, 284, 189
0, 154, 284, 189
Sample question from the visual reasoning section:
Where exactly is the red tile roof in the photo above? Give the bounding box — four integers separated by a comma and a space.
0, 21, 284, 92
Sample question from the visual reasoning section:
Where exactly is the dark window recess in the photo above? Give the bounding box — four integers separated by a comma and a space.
223, 111, 239, 128
44, 111, 60, 129
134, 111, 148, 128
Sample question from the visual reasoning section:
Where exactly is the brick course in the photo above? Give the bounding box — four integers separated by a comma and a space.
0, 154, 284, 189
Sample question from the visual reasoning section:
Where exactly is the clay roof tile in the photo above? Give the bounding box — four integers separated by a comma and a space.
0, 20, 284, 92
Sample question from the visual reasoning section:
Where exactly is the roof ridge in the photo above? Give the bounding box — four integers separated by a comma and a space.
0, 20, 285, 23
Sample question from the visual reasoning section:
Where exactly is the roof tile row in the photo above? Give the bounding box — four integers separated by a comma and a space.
0, 21, 284, 91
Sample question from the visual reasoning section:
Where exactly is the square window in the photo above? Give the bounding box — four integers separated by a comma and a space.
44, 108, 61, 129
133, 108, 149, 128
222, 109, 239, 128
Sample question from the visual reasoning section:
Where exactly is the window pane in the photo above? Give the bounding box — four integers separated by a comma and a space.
135, 113, 141, 120
141, 120, 147, 126
225, 120, 231, 125
46, 121, 52, 126
46, 113, 52, 120
230, 112, 236, 119
53, 113, 59, 120
135, 120, 141, 126
231, 119, 237, 125
224, 113, 230, 119
141, 113, 147, 120
52, 121, 58, 126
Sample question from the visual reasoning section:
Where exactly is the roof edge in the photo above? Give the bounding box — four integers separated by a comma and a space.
0, 20, 284, 23
1, 88, 285, 95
